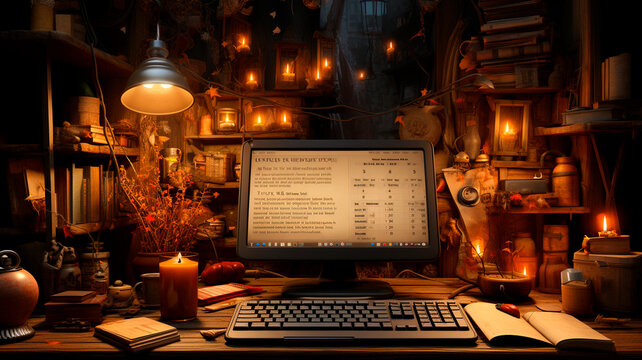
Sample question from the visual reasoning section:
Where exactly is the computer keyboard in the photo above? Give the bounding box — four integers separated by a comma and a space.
225, 299, 477, 344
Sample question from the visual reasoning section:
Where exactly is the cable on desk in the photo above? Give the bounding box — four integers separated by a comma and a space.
394, 269, 449, 285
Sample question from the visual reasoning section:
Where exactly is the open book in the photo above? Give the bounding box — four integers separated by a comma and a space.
465, 302, 615, 352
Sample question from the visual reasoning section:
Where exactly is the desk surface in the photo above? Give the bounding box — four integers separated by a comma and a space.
1, 277, 641, 359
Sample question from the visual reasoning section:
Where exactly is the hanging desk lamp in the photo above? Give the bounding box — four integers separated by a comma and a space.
121, 25, 194, 115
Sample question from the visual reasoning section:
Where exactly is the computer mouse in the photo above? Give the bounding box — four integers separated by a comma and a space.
496, 303, 520, 318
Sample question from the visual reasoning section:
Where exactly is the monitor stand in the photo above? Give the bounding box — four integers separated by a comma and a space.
281, 261, 393, 298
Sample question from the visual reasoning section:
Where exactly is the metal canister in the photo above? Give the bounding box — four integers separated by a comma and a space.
552, 157, 579, 206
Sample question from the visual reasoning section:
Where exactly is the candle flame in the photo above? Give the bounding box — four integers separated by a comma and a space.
523, 266, 527, 276
603, 215, 607, 232
249, 73, 254, 81
324, 58, 328, 67
177, 252, 182, 263
241, 37, 245, 45
316, 69, 320, 80
476, 243, 482, 256
283, 114, 287, 123
503, 122, 516, 135
257, 115, 261, 124
360, 72, 365, 79
286, 63, 290, 74
389, 42, 393, 49
225, 113, 229, 123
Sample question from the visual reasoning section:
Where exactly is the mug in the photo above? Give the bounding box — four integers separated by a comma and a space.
134, 272, 161, 308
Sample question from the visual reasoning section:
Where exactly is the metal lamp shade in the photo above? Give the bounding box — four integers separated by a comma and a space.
121, 56, 194, 115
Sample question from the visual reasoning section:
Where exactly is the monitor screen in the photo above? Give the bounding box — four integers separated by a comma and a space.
237, 139, 439, 262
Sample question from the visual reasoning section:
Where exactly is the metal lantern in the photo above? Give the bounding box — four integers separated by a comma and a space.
360, 0, 388, 36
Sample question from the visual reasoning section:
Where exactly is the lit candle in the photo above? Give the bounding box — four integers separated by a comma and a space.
246, 72, 258, 90
323, 57, 330, 69
597, 215, 618, 237
523, 266, 528, 277
280, 113, 292, 129
316, 68, 321, 81
253, 114, 264, 131
219, 113, 236, 130
159, 252, 198, 321
237, 36, 250, 52
475, 242, 483, 257
386, 41, 394, 60
500, 121, 518, 152
358, 71, 366, 80
282, 63, 295, 82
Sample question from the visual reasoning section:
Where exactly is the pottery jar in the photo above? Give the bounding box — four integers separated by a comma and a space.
552, 157, 580, 206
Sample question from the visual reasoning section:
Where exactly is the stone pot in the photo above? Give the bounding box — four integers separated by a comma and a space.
478, 272, 532, 301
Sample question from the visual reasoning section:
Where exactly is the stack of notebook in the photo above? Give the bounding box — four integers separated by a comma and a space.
94, 317, 180, 352
45, 290, 106, 324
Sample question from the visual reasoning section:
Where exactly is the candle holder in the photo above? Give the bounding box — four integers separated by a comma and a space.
316, 35, 335, 81
216, 108, 238, 133
277, 110, 294, 130
249, 108, 274, 132
159, 252, 199, 321
491, 100, 530, 160
275, 42, 304, 90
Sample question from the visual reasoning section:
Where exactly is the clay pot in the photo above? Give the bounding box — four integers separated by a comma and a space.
538, 256, 568, 294
478, 272, 532, 301
0, 250, 39, 343
552, 157, 580, 206
132, 252, 164, 280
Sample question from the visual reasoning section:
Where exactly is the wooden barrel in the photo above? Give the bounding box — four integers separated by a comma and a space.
543, 225, 569, 252
552, 157, 580, 206
69, 96, 100, 126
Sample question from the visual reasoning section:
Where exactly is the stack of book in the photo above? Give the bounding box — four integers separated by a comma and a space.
475, 0, 552, 88
94, 317, 180, 352
55, 163, 118, 225
44, 290, 106, 324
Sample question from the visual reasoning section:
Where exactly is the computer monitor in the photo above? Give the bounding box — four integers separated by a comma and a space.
237, 139, 439, 298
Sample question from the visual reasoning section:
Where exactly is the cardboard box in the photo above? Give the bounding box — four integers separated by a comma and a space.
573, 251, 642, 315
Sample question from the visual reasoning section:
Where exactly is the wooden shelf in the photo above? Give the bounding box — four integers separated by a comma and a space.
186, 131, 299, 142
54, 143, 139, 156
61, 216, 135, 235
534, 121, 642, 136
211, 89, 333, 101
462, 87, 561, 95
491, 160, 548, 169
204, 182, 240, 189
503, 206, 591, 214
0, 30, 133, 77
0, 144, 43, 154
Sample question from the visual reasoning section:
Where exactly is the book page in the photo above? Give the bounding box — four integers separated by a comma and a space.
523, 312, 615, 351
465, 302, 551, 345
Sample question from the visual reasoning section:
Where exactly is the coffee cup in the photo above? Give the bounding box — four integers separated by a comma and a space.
134, 272, 160, 308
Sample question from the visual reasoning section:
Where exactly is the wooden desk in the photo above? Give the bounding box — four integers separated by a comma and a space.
2, 278, 641, 359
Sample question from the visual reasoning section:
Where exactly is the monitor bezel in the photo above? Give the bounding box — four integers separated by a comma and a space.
236, 139, 440, 261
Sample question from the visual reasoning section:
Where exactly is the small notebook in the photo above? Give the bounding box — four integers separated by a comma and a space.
50, 290, 96, 303
465, 302, 615, 352
94, 317, 179, 352
197, 283, 263, 306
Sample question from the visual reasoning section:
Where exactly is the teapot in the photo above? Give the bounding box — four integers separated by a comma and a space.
104, 280, 134, 308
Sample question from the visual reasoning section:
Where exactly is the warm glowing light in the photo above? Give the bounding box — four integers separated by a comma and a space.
324, 58, 329, 68
142, 83, 172, 89
475, 243, 482, 257
283, 114, 287, 123
237, 36, 250, 51
523, 266, 527, 276
316, 69, 320, 80
177, 252, 183, 263
603, 215, 607, 232
225, 113, 229, 123
359, 71, 365, 79
249, 73, 254, 81
389, 42, 393, 49
286, 63, 290, 74
257, 115, 262, 124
